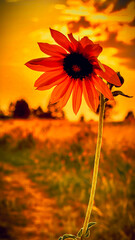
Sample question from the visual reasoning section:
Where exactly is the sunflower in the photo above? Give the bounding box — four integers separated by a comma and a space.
25, 28, 121, 114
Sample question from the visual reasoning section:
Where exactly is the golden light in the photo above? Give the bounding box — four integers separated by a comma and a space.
0, 0, 135, 121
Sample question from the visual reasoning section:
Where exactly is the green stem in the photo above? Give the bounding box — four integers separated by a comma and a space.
81, 93, 105, 238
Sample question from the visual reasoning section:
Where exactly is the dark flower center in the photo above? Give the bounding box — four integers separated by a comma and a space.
63, 52, 93, 80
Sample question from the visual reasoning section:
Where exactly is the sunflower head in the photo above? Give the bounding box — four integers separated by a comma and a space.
63, 52, 93, 80
25, 28, 121, 114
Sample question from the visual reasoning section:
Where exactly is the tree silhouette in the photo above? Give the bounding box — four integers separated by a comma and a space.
125, 111, 135, 122
47, 101, 65, 119
8, 102, 15, 117
32, 106, 44, 117
79, 115, 85, 122
0, 110, 6, 119
13, 99, 30, 119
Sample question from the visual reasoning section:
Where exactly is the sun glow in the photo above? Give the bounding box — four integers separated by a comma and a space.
0, 0, 135, 121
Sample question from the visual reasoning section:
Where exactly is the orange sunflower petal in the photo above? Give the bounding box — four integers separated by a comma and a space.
38, 42, 67, 56
72, 79, 83, 114
92, 75, 114, 100
25, 57, 63, 72
68, 33, 78, 46
84, 44, 102, 57
96, 64, 121, 86
50, 28, 73, 52
36, 73, 67, 91
50, 76, 71, 103
25, 58, 49, 72
59, 78, 75, 108
34, 69, 65, 87
68, 33, 82, 52
83, 79, 99, 112
80, 36, 93, 48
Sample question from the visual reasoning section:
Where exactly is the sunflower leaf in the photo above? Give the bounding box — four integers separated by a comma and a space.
58, 234, 77, 240
77, 228, 83, 237
87, 222, 96, 229
116, 72, 124, 86
112, 91, 133, 98
77, 222, 96, 238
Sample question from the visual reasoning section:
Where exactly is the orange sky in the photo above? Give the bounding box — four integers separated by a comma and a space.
0, 0, 135, 121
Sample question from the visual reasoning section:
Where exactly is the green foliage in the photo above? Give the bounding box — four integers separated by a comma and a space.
14, 133, 35, 150
59, 222, 96, 240
77, 222, 96, 238
0, 134, 12, 146
59, 234, 76, 240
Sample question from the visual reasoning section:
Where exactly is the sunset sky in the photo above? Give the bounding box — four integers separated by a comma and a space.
0, 0, 135, 121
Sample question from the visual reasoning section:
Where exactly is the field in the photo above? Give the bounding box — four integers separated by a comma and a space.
0, 119, 135, 240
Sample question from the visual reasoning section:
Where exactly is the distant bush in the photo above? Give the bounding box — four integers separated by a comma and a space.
13, 99, 30, 119
125, 111, 135, 122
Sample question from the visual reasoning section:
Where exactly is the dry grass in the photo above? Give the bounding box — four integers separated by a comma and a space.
0, 119, 135, 240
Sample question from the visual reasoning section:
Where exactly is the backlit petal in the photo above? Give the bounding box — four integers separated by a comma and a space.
72, 80, 83, 114
92, 75, 114, 100
68, 33, 78, 46
50, 28, 72, 52
34, 69, 65, 87
25, 58, 49, 71
97, 60, 105, 72
83, 79, 99, 111
38, 42, 67, 56
25, 57, 63, 72
50, 76, 71, 103
59, 79, 75, 108
84, 44, 102, 57
36, 74, 67, 90
96, 64, 121, 86
68, 33, 82, 52
80, 37, 93, 48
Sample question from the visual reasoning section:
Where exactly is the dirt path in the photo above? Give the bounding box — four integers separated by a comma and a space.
0, 163, 58, 240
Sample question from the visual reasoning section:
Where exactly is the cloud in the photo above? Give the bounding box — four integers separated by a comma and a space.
94, 0, 111, 12
128, 18, 135, 26
67, 16, 90, 33
94, 0, 134, 13
99, 31, 135, 69
112, 0, 133, 12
